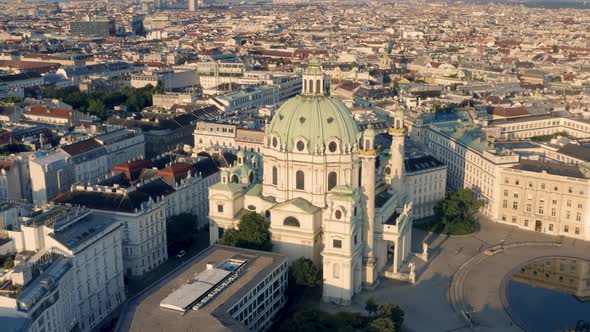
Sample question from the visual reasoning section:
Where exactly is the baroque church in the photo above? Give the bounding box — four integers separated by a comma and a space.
207, 58, 414, 305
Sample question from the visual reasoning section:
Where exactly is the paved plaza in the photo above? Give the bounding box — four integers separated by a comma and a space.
320, 218, 590, 332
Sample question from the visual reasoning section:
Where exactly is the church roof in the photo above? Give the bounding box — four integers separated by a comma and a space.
273, 197, 320, 214
266, 95, 360, 152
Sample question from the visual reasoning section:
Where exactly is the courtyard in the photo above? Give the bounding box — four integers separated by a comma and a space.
320, 217, 590, 332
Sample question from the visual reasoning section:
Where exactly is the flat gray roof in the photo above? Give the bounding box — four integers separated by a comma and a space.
128, 245, 287, 332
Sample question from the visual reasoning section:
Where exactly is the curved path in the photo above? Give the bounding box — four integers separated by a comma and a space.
319, 218, 590, 332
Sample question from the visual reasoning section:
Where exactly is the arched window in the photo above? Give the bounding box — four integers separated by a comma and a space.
303, 79, 307, 92
296, 170, 305, 190
309, 79, 314, 93
365, 139, 371, 149
328, 171, 337, 191
333, 263, 340, 279
283, 216, 300, 227
272, 166, 278, 185
231, 174, 239, 183
248, 172, 254, 184
316, 79, 321, 94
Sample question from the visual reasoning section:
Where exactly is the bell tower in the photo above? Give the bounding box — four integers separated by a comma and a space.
302, 57, 329, 96
386, 111, 406, 192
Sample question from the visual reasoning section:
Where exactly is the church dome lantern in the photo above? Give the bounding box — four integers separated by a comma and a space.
266, 59, 360, 154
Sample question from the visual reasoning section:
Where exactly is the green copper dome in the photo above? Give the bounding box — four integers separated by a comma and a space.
266, 95, 361, 153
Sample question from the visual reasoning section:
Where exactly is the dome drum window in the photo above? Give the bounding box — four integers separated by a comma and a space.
296, 140, 306, 152
328, 141, 338, 153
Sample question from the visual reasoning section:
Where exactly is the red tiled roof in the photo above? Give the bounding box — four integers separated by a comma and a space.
26, 106, 73, 119
493, 106, 529, 117
0, 160, 13, 171
61, 139, 102, 156
156, 162, 193, 183
113, 159, 153, 181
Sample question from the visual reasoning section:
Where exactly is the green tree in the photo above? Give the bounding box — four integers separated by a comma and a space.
365, 297, 379, 316
434, 188, 484, 234
87, 98, 106, 119
2, 256, 14, 269
290, 257, 321, 287
369, 317, 396, 332
218, 212, 272, 251
379, 303, 404, 330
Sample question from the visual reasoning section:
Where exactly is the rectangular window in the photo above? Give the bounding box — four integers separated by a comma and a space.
217, 204, 224, 213
549, 224, 554, 231
564, 226, 569, 233
524, 220, 529, 227
503, 200, 508, 208
575, 227, 580, 235
513, 202, 518, 210
511, 217, 517, 223
333, 239, 342, 249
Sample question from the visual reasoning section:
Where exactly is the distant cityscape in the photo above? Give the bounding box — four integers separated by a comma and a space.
0, 0, 588, 332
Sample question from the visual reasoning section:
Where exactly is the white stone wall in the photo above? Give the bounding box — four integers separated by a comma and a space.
95, 204, 167, 277
497, 167, 590, 242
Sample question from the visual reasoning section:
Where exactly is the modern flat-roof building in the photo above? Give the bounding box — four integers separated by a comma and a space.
127, 245, 288, 332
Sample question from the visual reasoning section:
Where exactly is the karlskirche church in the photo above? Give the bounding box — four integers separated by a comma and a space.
207, 59, 414, 304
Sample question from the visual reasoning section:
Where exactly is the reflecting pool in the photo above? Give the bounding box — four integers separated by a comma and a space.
506, 257, 590, 332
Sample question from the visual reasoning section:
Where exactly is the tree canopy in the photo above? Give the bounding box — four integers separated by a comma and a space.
290, 257, 322, 287
434, 188, 484, 235
278, 301, 404, 332
43, 83, 163, 120
218, 212, 272, 251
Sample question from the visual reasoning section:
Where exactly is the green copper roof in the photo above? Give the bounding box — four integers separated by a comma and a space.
267, 95, 360, 152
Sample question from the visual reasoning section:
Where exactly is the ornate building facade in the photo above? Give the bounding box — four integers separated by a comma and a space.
207, 59, 414, 304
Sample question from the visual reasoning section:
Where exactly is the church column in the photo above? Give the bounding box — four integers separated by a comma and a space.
392, 240, 399, 274
360, 126, 378, 287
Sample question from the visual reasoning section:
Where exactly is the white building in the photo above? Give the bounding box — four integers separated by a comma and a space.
0, 206, 125, 332
208, 59, 415, 305
29, 129, 145, 204
128, 245, 288, 332
404, 155, 447, 219
52, 185, 168, 278
196, 61, 245, 94
0, 153, 33, 201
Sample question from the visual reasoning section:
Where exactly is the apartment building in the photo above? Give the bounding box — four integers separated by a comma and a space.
52, 185, 167, 278
209, 85, 280, 113
427, 121, 519, 218
0, 207, 125, 332
30, 130, 145, 204
196, 61, 245, 94
404, 155, 447, 219
497, 160, 590, 241
0, 153, 33, 201
193, 121, 265, 154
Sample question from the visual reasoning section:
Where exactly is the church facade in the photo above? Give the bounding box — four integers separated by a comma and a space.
207, 59, 414, 305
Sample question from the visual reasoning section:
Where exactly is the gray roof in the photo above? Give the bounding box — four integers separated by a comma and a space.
556, 144, 590, 162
